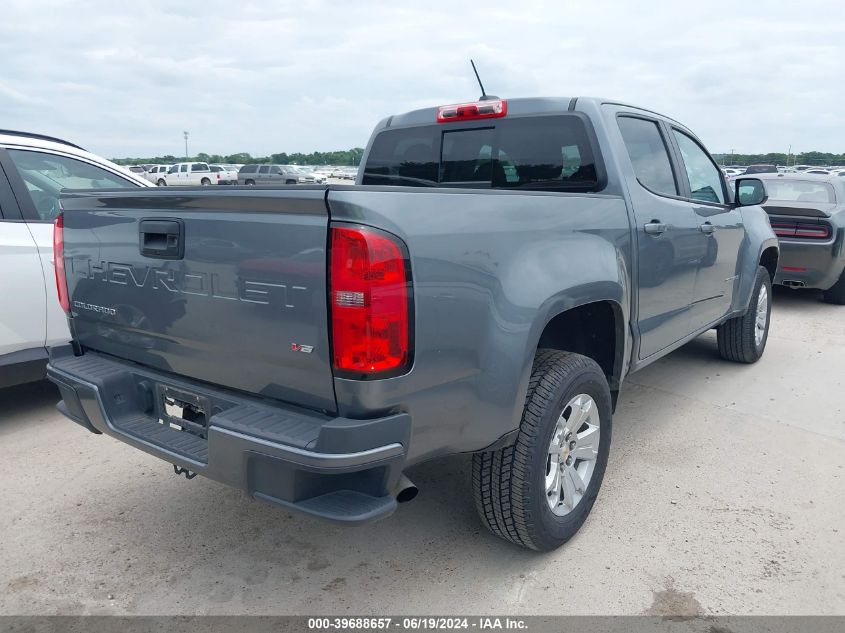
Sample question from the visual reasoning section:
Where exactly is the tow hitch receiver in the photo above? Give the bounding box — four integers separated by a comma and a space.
173, 465, 197, 480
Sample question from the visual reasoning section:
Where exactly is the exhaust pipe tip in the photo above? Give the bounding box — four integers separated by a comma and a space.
393, 474, 418, 503
782, 280, 806, 289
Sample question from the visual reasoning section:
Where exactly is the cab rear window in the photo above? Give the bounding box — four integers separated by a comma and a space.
362, 115, 603, 192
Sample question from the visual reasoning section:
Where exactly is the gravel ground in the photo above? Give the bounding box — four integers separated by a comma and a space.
1, 286, 843, 616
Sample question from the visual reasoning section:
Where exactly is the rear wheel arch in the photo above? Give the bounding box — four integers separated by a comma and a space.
535, 300, 625, 404
759, 246, 778, 282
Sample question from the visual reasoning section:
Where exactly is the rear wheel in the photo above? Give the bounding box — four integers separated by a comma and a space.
245, 179, 255, 186
717, 265, 771, 363
472, 350, 612, 551
156, 179, 166, 186
201, 178, 211, 186
823, 269, 845, 305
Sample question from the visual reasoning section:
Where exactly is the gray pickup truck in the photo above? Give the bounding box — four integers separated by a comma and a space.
47, 97, 778, 551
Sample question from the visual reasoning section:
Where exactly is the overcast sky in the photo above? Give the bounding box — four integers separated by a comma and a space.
1, 0, 842, 158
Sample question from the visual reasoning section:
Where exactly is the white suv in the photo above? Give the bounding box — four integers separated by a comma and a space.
0, 129, 149, 389
162, 162, 215, 186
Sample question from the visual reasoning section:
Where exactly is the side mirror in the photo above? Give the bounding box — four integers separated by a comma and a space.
734, 177, 768, 207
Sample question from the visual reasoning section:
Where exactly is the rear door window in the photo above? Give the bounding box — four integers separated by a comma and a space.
362, 115, 602, 192
617, 117, 678, 197
259, 165, 270, 174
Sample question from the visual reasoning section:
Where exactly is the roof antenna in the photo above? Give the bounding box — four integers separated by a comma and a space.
471, 59, 499, 101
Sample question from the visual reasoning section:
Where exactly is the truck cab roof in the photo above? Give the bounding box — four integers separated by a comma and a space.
378, 97, 684, 130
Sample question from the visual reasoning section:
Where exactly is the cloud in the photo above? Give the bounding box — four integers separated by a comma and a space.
0, 81, 45, 106
0, 0, 842, 157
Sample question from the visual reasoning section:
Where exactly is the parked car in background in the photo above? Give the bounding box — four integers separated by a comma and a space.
48, 96, 777, 551
723, 168, 744, 178
237, 164, 312, 185
163, 162, 215, 186
144, 164, 172, 185
804, 168, 831, 175
210, 164, 238, 185
314, 167, 334, 181
744, 164, 778, 174
125, 165, 146, 176
741, 173, 845, 304
0, 129, 149, 389
288, 166, 320, 184
296, 166, 326, 184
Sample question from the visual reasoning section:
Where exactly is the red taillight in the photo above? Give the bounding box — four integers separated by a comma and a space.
53, 215, 70, 313
770, 221, 831, 240
795, 225, 830, 239
437, 99, 507, 123
330, 225, 412, 377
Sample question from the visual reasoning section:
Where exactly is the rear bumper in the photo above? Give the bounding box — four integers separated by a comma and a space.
774, 237, 845, 290
47, 346, 410, 524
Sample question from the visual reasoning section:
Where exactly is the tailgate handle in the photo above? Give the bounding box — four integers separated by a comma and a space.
139, 219, 184, 259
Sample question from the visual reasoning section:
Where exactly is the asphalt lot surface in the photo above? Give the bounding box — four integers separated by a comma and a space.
1, 287, 843, 616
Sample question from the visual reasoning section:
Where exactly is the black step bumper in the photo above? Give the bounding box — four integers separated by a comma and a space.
47, 346, 410, 524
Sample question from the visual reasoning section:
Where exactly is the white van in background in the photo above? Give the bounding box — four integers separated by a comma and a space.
162, 162, 214, 186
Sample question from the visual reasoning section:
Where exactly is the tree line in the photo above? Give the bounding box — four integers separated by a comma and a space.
111, 148, 845, 168
112, 148, 365, 166
712, 151, 845, 167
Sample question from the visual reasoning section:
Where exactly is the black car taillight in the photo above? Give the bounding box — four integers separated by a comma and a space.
770, 221, 831, 240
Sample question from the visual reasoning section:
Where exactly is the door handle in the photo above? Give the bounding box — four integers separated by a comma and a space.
644, 221, 667, 236
139, 219, 184, 259
699, 222, 715, 235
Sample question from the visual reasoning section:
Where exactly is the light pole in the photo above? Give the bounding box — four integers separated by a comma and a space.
183, 131, 189, 159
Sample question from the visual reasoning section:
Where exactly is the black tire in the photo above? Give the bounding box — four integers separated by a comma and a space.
717, 265, 772, 363
156, 179, 166, 186
245, 179, 255, 186
472, 350, 612, 551
286, 179, 296, 185
201, 178, 211, 186
822, 269, 845, 305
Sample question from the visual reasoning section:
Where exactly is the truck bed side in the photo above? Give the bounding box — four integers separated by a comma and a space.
326, 185, 632, 462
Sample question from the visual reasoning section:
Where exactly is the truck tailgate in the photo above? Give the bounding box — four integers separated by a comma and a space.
59, 187, 336, 413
